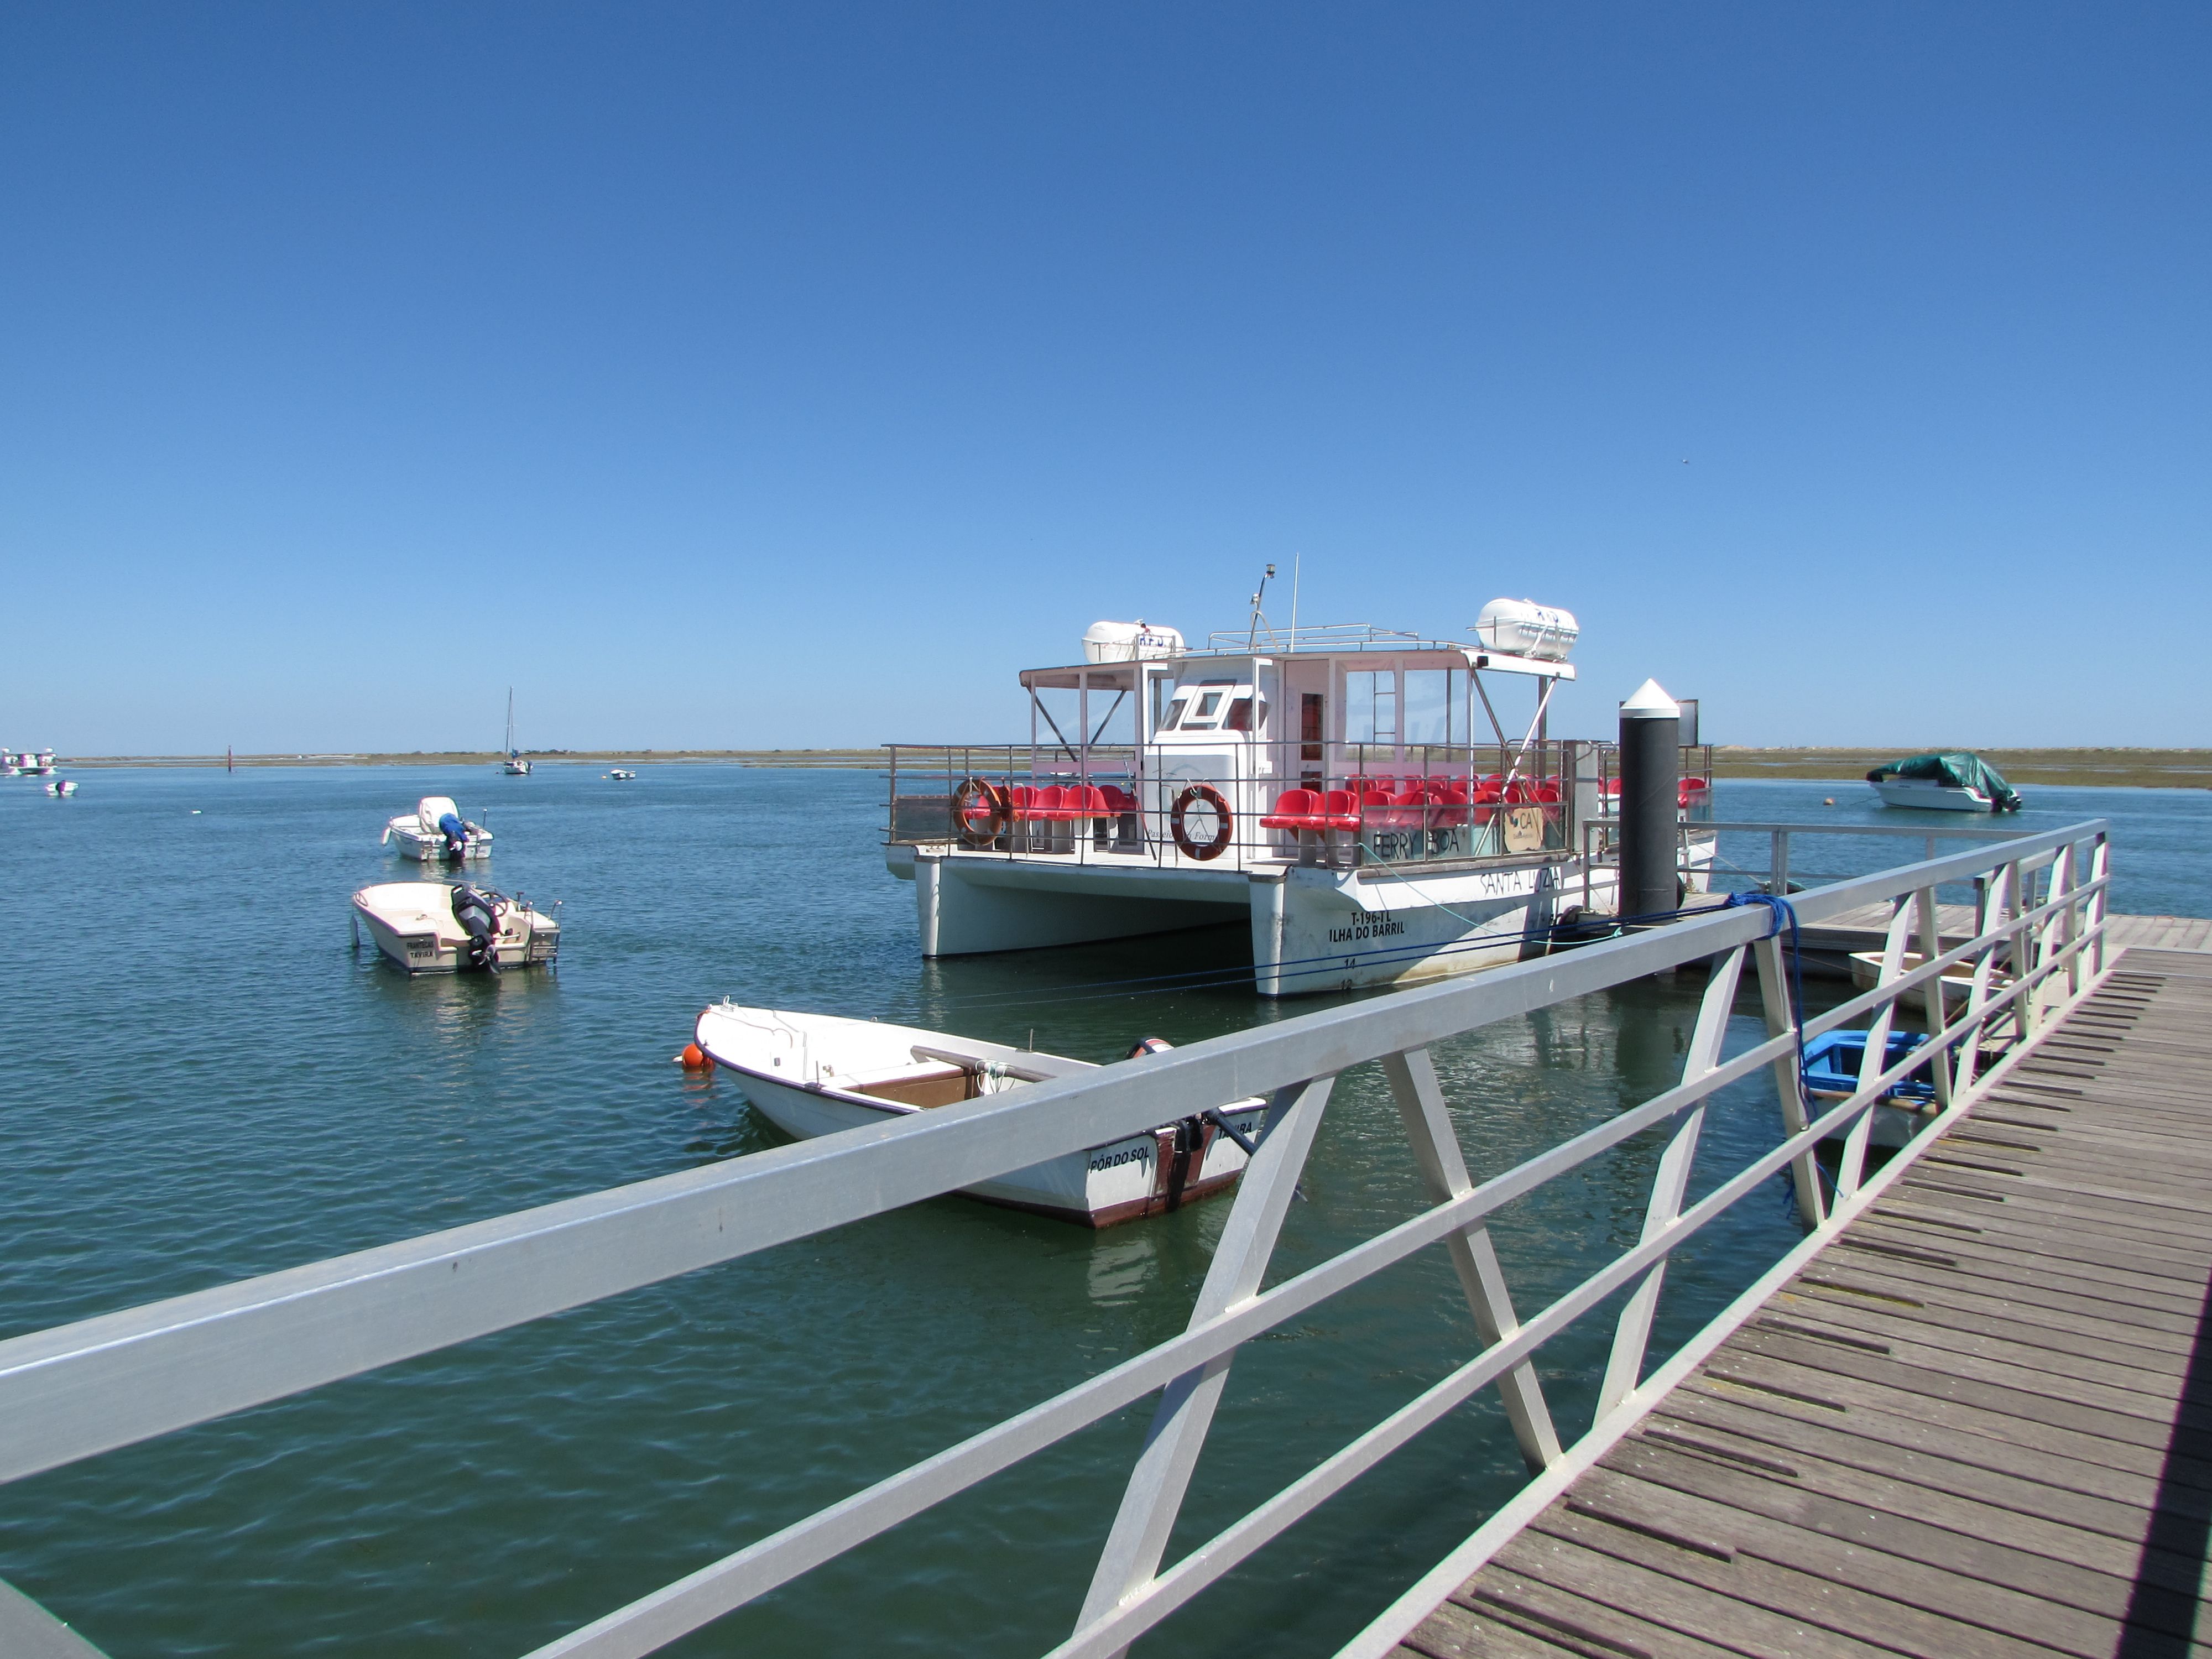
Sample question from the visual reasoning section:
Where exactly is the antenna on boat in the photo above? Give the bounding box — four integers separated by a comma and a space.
1245, 563, 1278, 650
1288, 552, 1301, 651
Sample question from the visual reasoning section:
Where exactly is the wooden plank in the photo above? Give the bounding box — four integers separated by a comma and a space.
1492, 1531, 1902, 1658
1698, 1348, 2212, 1483
1524, 1504, 2058, 1659
1566, 1465, 2150, 1659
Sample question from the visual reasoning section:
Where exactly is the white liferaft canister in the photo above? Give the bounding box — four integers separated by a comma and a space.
1474, 598, 1579, 662
1082, 620, 1187, 663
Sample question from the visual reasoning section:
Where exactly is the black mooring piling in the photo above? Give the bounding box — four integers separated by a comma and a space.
1618, 679, 1681, 924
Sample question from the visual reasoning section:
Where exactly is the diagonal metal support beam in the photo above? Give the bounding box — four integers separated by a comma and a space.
1074, 1074, 1335, 1650
1751, 935, 1823, 1228
1379, 1048, 1560, 1472
0, 1581, 108, 1658
1597, 946, 1744, 1415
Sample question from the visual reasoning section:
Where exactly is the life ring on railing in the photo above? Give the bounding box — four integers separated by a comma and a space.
951, 777, 1011, 847
1170, 783, 1233, 861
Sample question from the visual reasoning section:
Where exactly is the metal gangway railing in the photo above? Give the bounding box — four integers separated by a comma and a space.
0, 821, 2113, 1657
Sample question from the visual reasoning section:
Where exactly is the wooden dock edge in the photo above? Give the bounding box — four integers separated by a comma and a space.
1330, 948, 2135, 1659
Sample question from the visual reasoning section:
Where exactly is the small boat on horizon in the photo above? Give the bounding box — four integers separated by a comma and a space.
352, 880, 560, 974
606, 769, 637, 781
382, 796, 493, 861
692, 1005, 1267, 1227
1866, 752, 2022, 813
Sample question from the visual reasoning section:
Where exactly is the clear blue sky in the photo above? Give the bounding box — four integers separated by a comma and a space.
3, 4, 2205, 755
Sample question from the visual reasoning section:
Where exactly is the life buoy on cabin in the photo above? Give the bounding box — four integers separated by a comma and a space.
1170, 783, 1233, 861
951, 777, 1011, 847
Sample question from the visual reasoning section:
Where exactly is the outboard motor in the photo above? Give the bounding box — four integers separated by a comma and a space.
450, 883, 503, 974
438, 811, 471, 860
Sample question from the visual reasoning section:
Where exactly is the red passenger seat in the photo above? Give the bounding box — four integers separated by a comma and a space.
1261, 788, 1321, 830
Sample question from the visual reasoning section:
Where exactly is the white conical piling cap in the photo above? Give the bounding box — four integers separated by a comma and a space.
1620, 678, 1681, 719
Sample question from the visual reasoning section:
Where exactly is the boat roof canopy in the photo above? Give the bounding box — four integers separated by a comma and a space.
1019, 640, 1573, 690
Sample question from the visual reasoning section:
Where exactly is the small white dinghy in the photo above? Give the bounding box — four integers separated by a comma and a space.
381, 796, 493, 861
1847, 950, 2013, 1014
43, 779, 77, 797
692, 1005, 1267, 1228
352, 881, 560, 974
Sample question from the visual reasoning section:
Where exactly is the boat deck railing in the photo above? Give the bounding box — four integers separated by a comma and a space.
886, 740, 1717, 873
0, 820, 2113, 1657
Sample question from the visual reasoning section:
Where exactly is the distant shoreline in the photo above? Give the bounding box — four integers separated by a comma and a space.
54, 746, 2212, 789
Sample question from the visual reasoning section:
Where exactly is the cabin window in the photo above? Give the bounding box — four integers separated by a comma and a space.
1224, 696, 1265, 733
1403, 669, 1464, 746
1175, 681, 1236, 731
1156, 696, 1188, 733
1345, 670, 1398, 745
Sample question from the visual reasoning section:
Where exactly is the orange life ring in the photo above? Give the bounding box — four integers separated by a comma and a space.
951, 777, 1010, 847
1170, 783, 1233, 861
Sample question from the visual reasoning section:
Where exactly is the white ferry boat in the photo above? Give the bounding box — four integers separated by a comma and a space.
885, 601, 1715, 997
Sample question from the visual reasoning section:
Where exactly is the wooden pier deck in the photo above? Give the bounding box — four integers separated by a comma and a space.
1793, 907, 2212, 977
1398, 945, 2212, 1659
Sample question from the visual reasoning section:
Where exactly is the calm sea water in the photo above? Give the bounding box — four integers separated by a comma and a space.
0, 767, 2199, 1657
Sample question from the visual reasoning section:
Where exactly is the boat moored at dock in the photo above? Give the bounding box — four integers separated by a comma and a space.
693, 1005, 1267, 1226
884, 604, 1715, 997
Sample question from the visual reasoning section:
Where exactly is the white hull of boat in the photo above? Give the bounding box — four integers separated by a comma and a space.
1846, 951, 2012, 1013
351, 882, 559, 974
384, 821, 494, 860
693, 1006, 1264, 1227
1869, 779, 1994, 812
904, 839, 1713, 998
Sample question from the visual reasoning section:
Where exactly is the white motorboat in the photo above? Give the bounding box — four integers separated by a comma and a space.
1865, 752, 2021, 813
607, 769, 637, 780
501, 689, 532, 775
351, 881, 560, 974
381, 796, 493, 861
693, 1005, 1267, 1227
1847, 950, 2013, 1013
43, 780, 77, 797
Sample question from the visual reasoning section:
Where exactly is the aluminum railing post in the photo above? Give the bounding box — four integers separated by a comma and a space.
1770, 830, 1790, 896
1075, 1076, 1335, 1651
1914, 886, 1954, 1110
1752, 935, 1823, 1227
1597, 947, 1744, 1415
1379, 1050, 1561, 1472
1839, 902, 1916, 1198
2088, 835, 2111, 975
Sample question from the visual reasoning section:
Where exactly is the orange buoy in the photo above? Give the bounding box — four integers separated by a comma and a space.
677, 1042, 709, 1068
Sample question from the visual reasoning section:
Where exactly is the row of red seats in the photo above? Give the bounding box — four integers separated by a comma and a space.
961, 783, 1139, 831
1260, 780, 1564, 833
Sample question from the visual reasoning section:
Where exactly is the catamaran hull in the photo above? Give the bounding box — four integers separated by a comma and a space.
722, 1067, 1259, 1228
902, 843, 1710, 998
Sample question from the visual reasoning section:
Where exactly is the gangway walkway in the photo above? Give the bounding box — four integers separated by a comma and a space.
1387, 946, 2212, 1659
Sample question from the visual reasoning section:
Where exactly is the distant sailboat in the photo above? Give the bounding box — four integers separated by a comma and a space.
502, 689, 532, 775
